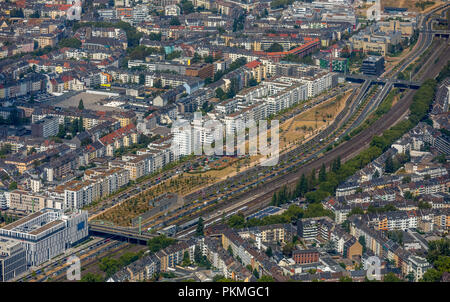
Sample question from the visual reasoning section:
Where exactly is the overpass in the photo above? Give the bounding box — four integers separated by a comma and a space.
89, 222, 190, 244
421, 29, 450, 38
345, 74, 421, 89
393, 80, 422, 89
89, 223, 153, 245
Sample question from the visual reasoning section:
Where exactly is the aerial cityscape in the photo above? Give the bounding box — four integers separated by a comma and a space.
0, 0, 449, 286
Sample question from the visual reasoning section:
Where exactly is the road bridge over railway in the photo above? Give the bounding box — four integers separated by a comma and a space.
345, 75, 421, 89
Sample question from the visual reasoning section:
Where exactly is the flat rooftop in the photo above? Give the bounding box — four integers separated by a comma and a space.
28, 219, 64, 236
364, 56, 384, 63
1, 211, 43, 231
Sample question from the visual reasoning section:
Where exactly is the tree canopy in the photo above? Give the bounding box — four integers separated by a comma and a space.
266, 43, 284, 52
147, 235, 176, 253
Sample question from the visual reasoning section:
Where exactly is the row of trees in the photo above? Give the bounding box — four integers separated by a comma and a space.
127, 46, 163, 61
282, 53, 314, 65
268, 76, 438, 216
421, 238, 450, 281
266, 43, 284, 53
55, 117, 84, 139
98, 251, 143, 279
166, 50, 182, 60
271, 157, 341, 207
213, 57, 248, 89
147, 234, 176, 253
58, 38, 82, 49
112, 134, 159, 157
10, 8, 24, 18
0, 212, 18, 225
270, 0, 297, 9
415, 1, 435, 11
232, 13, 246, 32
180, 0, 195, 14
347, 203, 397, 218
409, 79, 437, 124
194, 245, 211, 268
385, 151, 410, 174
436, 61, 450, 83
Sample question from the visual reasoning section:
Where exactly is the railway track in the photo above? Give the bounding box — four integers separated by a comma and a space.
30, 239, 123, 282
175, 28, 450, 238
91, 85, 361, 234
99, 70, 402, 237
90, 4, 449, 240
149, 82, 373, 231
17, 236, 114, 282
50, 242, 132, 282
174, 83, 387, 235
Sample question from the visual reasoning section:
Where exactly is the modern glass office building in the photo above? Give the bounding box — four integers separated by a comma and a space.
0, 209, 88, 267
0, 239, 27, 282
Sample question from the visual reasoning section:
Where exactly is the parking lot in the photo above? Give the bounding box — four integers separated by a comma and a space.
51, 92, 127, 112
10, 92, 54, 104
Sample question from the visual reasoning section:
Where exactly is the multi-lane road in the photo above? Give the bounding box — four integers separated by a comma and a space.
173, 4, 450, 238
87, 3, 449, 241
12, 3, 449, 284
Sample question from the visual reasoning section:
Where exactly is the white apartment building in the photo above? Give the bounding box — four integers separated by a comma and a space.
216, 98, 240, 115
264, 82, 308, 115
84, 168, 130, 197
172, 115, 224, 157
386, 215, 418, 231
407, 255, 432, 281
132, 5, 149, 23
236, 85, 269, 103
226, 52, 259, 64
31, 116, 59, 138
0, 191, 9, 210
165, 4, 181, 16
63, 180, 97, 210
172, 118, 194, 156
61, 167, 129, 210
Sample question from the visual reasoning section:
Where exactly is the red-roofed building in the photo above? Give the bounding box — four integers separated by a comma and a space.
84, 140, 106, 162
48, 78, 64, 94
14, 0, 26, 8
253, 38, 320, 62
244, 60, 266, 83
245, 60, 262, 69
100, 124, 138, 156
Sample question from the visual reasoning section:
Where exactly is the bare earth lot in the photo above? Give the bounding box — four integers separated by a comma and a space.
381, 0, 445, 13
